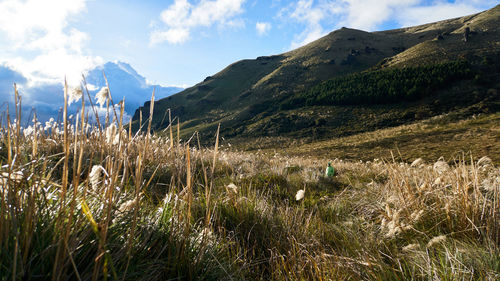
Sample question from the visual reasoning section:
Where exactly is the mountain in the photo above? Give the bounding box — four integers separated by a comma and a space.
85, 61, 183, 115
0, 61, 183, 122
133, 5, 500, 147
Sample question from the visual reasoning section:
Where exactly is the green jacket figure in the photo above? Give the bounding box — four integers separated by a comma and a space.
325, 162, 335, 177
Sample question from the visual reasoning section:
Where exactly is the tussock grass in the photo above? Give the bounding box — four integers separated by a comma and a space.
1, 82, 499, 280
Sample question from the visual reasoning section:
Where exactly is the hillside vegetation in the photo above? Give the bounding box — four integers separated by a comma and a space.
280, 60, 474, 108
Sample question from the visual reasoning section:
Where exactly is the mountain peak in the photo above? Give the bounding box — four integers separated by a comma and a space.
84, 61, 183, 113
110, 61, 138, 75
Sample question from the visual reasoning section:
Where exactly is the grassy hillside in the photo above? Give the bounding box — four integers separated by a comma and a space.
231, 55, 499, 145
132, 5, 500, 150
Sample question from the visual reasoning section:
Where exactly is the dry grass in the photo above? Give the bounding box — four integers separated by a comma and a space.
0, 83, 499, 280
232, 111, 500, 165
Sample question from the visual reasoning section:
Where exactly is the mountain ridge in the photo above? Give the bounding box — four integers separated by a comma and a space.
133, 5, 500, 147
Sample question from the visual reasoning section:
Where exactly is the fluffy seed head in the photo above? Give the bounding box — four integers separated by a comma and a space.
410, 210, 424, 223
433, 176, 442, 186
226, 183, 238, 194
68, 86, 83, 105
411, 158, 425, 167
95, 87, 109, 107
295, 189, 305, 201
106, 123, 117, 144
89, 165, 104, 189
433, 160, 450, 174
23, 126, 34, 137
119, 199, 137, 213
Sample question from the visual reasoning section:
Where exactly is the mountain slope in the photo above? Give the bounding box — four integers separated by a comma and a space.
133, 5, 500, 145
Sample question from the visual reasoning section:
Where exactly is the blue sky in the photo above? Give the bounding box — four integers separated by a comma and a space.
0, 0, 497, 90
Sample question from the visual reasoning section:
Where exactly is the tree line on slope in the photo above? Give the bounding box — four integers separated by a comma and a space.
280, 60, 474, 109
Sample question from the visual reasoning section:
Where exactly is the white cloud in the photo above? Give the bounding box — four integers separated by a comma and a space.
397, 2, 484, 27
281, 0, 343, 49
0, 0, 85, 44
150, 0, 246, 45
150, 28, 191, 45
256, 22, 271, 36
281, 0, 496, 49
0, 0, 101, 86
339, 0, 419, 31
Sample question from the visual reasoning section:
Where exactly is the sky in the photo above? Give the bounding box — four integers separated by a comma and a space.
0, 0, 498, 91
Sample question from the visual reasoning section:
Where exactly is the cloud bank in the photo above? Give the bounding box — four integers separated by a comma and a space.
0, 0, 102, 86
